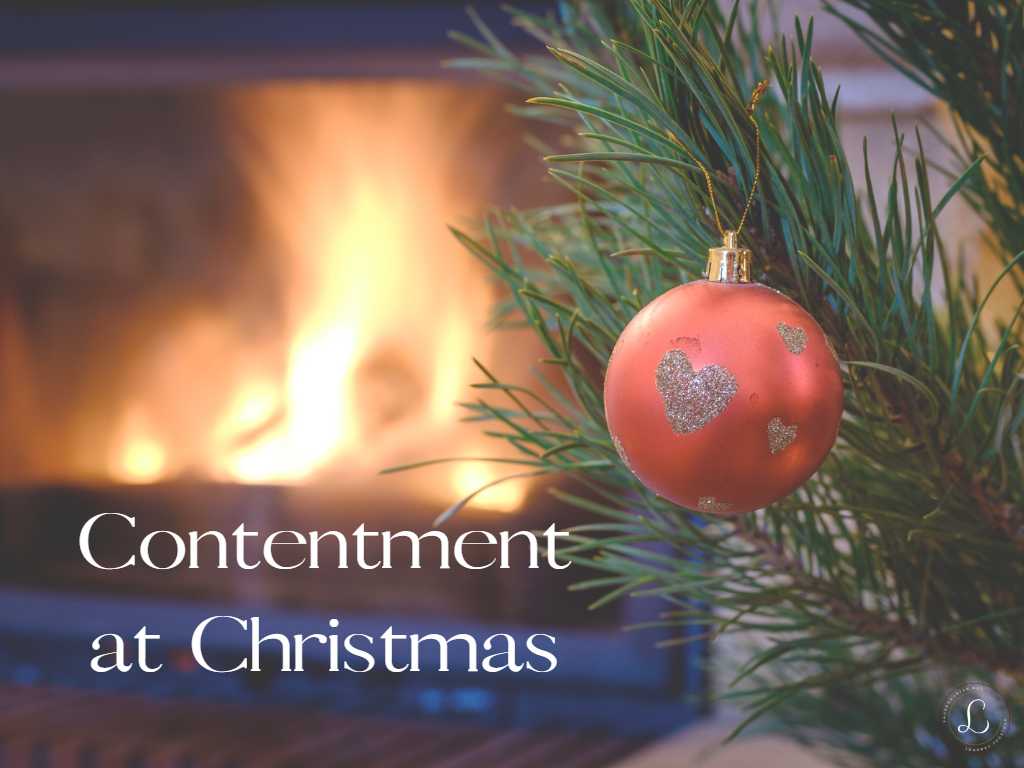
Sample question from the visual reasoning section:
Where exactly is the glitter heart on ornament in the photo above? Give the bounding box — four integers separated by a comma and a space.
655, 349, 737, 434
776, 322, 807, 354
698, 496, 733, 514
767, 416, 798, 454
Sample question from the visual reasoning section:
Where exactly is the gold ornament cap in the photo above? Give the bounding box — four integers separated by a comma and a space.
705, 230, 752, 283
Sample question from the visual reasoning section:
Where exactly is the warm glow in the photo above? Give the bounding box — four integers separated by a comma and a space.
110, 406, 166, 483
453, 462, 527, 513
117, 439, 166, 483
218, 379, 280, 437
214, 124, 419, 483
89, 83, 534, 512
220, 324, 359, 483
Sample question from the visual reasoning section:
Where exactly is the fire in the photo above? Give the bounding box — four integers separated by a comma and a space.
453, 462, 528, 513
109, 405, 166, 484
119, 440, 167, 483
218, 323, 359, 484
92, 81, 534, 512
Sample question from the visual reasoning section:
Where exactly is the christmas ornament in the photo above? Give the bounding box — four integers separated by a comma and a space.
603, 83, 843, 515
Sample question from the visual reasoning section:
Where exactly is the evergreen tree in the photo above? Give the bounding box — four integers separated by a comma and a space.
426, 2, 1023, 763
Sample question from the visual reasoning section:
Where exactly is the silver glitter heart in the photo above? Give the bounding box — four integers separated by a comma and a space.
768, 416, 798, 454
698, 496, 732, 514
655, 349, 737, 434
776, 322, 807, 354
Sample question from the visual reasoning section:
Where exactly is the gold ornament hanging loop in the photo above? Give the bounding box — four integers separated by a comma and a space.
666, 80, 769, 243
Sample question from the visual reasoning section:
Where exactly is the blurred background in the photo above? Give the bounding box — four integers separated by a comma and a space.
0, 1, 961, 766
0, 2, 706, 766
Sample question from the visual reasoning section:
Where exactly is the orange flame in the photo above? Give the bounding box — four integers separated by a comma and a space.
97, 82, 532, 512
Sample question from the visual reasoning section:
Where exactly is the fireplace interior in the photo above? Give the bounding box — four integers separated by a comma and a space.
0, 4, 707, 765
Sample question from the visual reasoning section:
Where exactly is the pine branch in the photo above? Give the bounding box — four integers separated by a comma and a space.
437, 1, 1024, 762
830, 0, 1024, 556
830, 0, 1024, 267
735, 518, 1024, 677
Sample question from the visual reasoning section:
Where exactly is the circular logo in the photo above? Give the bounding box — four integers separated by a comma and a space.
942, 682, 1011, 752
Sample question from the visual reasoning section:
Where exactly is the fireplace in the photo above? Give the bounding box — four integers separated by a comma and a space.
0, 80, 550, 504
0, 4, 706, 763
